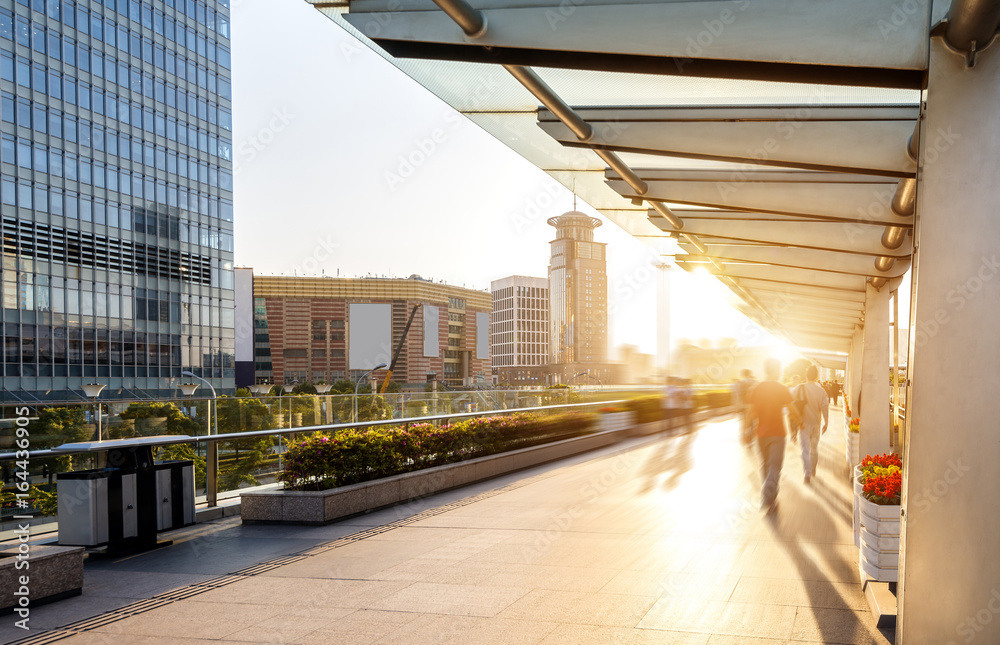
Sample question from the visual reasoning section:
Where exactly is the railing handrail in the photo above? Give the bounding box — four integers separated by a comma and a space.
0, 387, 663, 408
0, 398, 632, 462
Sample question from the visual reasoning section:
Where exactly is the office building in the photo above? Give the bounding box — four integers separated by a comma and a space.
548, 211, 608, 365
0, 0, 235, 400
490, 274, 548, 385
247, 274, 490, 388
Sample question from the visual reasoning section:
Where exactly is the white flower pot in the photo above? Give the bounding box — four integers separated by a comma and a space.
852, 466, 863, 548
845, 431, 861, 467
857, 493, 901, 582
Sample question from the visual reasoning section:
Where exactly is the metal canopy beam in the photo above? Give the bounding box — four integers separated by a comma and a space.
733, 279, 867, 303
609, 170, 911, 227
675, 260, 870, 291
748, 291, 865, 313
540, 106, 918, 177
678, 244, 911, 278
780, 324, 855, 339
343, 0, 930, 87
651, 210, 820, 223
649, 214, 911, 257
777, 313, 862, 328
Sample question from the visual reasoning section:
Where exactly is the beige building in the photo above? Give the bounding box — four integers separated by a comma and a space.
548, 212, 608, 366
247, 275, 491, 388
490, 275, 549, 385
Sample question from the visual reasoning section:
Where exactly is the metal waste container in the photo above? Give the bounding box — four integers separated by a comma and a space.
55, 436, 194, 553
154, 460, 195, 531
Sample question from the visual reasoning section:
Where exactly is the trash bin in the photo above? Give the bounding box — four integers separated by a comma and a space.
55, 437, 194, 554
154, 460, 195, 531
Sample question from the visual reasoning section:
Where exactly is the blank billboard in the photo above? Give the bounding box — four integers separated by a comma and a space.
423, 305, 439, 357
349, 303, 391, 370
476, 312, 489, 359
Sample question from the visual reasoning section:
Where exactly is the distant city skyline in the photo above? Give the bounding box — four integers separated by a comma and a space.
230, 0, 790, 361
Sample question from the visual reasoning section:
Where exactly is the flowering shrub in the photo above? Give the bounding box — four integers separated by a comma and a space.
863, 470, 902, 505
279, 411, 596, 491
848, 417, 860, 433
860, 452, 902, 477
860, 452, 903, 505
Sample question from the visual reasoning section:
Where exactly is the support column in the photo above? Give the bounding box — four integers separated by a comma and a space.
897, 39, 1000, 645
859, 283, 892, 459
846, 324, 864, 418
657, 263, 671, 373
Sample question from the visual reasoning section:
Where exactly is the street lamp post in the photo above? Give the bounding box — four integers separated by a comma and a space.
354, 364, 387, 423
181, 371, 218, 507
179, 381, 199, 411
315, 383, 333, 424
181, 372, 217, 436
81, 383, 107, 442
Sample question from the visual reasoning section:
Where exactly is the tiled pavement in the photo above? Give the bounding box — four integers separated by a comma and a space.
3, 407, 892, 645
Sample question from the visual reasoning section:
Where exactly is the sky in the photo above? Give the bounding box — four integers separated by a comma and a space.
229, 0, 786, 360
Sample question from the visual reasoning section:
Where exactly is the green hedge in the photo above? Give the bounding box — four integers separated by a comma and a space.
694, 389, 733, 410
623, 396, 665, 424
279, 411, 595, 491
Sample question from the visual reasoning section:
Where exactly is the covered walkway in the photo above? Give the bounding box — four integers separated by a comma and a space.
4, 410, 890, 645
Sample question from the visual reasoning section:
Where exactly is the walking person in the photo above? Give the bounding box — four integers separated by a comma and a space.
737, 369, 758, 446
750, 358, 801, 512
794, 365, 829, 484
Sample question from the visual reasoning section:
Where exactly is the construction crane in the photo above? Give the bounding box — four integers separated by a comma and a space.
379, 304, 421, 394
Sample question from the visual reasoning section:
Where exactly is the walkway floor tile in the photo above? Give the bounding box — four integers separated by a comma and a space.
5, 407, 893, 645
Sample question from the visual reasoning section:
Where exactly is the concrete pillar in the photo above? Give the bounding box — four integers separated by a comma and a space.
657, 263, 671, 373
859, 283, 892, 459
846, 324, 864, 418
897, 39, 1000, 645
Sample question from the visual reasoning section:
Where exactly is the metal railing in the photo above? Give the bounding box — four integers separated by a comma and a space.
1, 386, 735, 521
0, 396, 636, 513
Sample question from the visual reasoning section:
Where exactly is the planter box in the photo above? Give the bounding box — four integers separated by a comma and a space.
629, 419, 666, 437
859, 496, 901, 536
598, 411, 634, 434
858, 494, 900, 583
242, 428, 626, 525
860, 525, 900, 553
845, 431, 860, 468
852, 466, 863, 548
0, 545, 85, 612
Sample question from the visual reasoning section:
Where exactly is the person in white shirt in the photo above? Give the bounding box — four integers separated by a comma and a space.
794, 365, 829, 483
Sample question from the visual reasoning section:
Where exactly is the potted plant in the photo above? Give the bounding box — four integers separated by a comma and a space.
846, 417, 861, 467
857, 453, 902, 582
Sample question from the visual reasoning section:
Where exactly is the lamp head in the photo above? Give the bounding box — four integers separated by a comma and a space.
179, 383, 199, 396
81, 383, 106, 399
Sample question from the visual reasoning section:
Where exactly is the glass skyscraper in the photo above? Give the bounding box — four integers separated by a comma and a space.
0, 0, 235, 401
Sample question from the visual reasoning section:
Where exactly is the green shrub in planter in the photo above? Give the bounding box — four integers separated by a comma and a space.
624, 396, 665, 424
279, 411, 595, 491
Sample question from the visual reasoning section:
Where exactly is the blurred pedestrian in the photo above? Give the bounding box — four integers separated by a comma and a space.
750, 358, 801, 512
794, 365, 829, 484
680, 378, 695, 432
737, 369, 758, 446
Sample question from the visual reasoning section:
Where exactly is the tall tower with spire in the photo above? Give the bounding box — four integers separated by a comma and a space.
547, 212, 608, 367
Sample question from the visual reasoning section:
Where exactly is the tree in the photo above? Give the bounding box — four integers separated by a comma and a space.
27, 407, 92, 483
116, 401, 200, 437
214, 395, 276, 491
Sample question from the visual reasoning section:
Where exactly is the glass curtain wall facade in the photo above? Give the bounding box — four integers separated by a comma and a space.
0, 0, 235, 400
